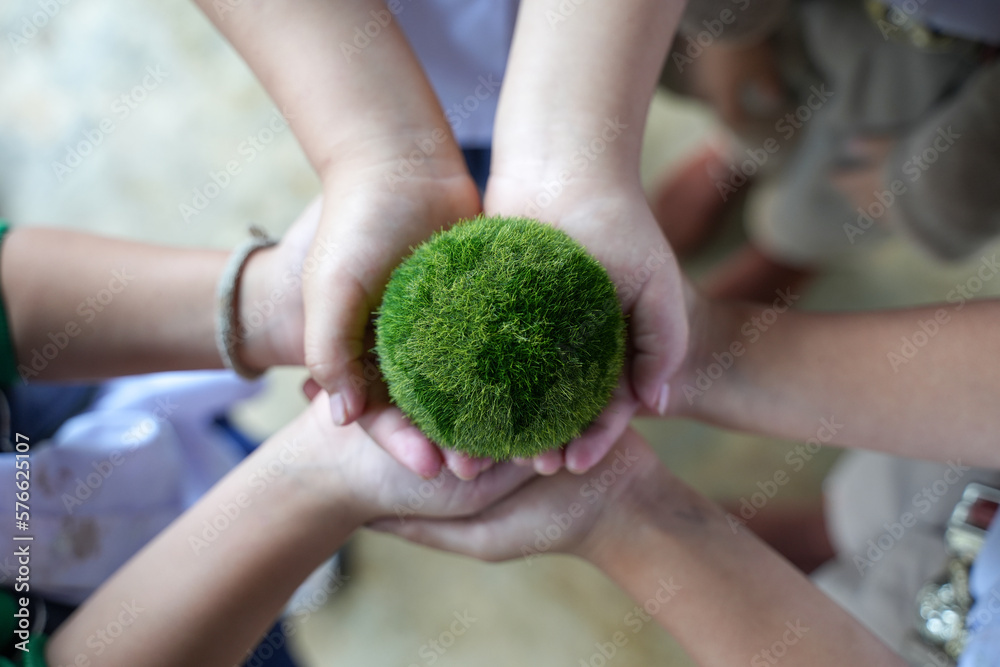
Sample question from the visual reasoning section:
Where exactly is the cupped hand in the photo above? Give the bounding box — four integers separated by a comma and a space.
273, 387, 538, 528
483, 174, 690, 475
302, 158, 482, 478
369, 429, 660, 563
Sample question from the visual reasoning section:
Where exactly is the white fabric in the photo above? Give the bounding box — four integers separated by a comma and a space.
959, 516, 1000, 666
0, 371, 259, 604
396, 0, 518, 147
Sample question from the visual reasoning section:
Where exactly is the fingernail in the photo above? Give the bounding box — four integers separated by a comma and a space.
566, 454, 587, 475
478, 458, 495, 474
392, 430, 441, 479
330, 392, 347, 426
657, 383, 670, 416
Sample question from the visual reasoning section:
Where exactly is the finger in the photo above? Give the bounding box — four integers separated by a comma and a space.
629, 254, 690, 415
532, 448, 564, 476
302, 236, 372, 427
356, 404, 443, 479
564, 382, 640, 474
302, 378, 322, 401
442, 448, 486, 481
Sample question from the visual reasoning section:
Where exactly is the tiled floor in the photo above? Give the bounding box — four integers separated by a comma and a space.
4, 2, 999, 665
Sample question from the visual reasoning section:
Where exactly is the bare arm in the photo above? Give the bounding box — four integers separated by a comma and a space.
671, 294, 1000, 467
1, 202, 318, 382
190, 0, 460, 178
484, 0, 692, 474
490, 0, 687, 184
592, 449, 904, 666
377, 431, 904, 666
46, 394, 534, 667
191, 0, 481, 479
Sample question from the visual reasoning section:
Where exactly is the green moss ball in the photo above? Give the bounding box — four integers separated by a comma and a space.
375, 215, 625, 460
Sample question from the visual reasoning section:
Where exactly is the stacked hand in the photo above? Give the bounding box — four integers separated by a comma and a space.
483, 170, 689, 474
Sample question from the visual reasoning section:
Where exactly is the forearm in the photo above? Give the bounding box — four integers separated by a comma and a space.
588, 470, 903, 666
2, 228, 224, 380
675, 298, 1000, 467
46, 416, 357, 667
492, 0, 687, 180
193, 0, 465, 178
2, 227, 285, 381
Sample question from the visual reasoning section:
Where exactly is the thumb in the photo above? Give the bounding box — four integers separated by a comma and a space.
302, 240, 372, 426
629, 262, 690, 415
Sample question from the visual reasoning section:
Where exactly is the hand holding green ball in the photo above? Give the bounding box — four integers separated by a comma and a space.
376, 215, 625, 460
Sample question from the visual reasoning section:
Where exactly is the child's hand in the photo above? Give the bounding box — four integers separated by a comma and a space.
261, 388, 537, 529
301, 162, 481, 478
238, 197, 319, 372
483, 174, 689, 474
369, 429, 660, 563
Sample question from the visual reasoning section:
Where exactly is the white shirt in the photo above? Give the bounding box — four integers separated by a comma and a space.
396, 0, 519, 147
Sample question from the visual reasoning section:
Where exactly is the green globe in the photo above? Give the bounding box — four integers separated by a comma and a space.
375, 215, 626, 460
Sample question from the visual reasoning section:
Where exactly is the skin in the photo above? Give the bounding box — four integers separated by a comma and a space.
668, 289, 1000, 468
485, 0, 692, 475
44, 394, 535, 667
2, 199, 320, 382
192, 0, 695, 481
191, 0, 481, 481
375, 431, 905, 666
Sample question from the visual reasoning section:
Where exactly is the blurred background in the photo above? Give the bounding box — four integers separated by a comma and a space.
2, 1, 998, 665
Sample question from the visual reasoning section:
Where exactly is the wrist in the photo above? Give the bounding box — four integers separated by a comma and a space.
581, 464, 723, 577
255, 412, 367, 540
488, 130, 643, 202
318, 126, 469, 190
234, 245, 287, 371
668, 295, 751, 419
